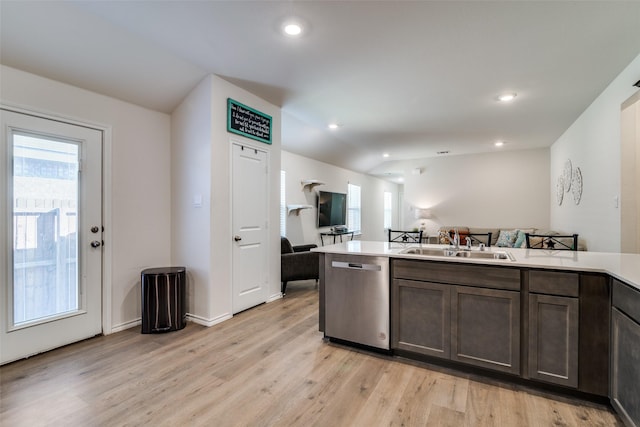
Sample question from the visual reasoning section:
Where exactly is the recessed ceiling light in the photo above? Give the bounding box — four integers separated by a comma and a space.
397, 177, 404, 183
497, 93, 517, 102
495, 140, 505, 147
328, 123, 340, 130
284, 24, 302, 36
282, 20, 303, 37
382, 153, 390, 158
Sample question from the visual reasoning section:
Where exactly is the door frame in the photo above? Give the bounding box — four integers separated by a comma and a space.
1, 102, 113, 335
621, 91, 640, 253
229, 138, 271, 313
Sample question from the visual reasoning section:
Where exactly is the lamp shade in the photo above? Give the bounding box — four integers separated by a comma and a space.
414, 208, 432, 220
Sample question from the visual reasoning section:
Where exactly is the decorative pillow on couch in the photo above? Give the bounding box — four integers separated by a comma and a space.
513, 230, 527, 248
496, 229, 519, 247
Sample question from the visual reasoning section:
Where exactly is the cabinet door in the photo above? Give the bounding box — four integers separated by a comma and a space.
528, 294, 579, 388
451, 286, 520, 375
611, 308, 640, 427
392, 279, 450, 359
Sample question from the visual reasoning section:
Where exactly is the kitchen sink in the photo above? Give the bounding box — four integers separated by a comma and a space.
401, 247, 514, 261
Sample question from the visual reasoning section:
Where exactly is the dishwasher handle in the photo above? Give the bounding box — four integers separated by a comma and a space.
331, 261, 382, 271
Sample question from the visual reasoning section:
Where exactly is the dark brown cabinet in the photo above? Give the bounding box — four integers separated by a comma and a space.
390, 261, 611, 390
528, 293, 579, 387
392, 279, 450, 358
611, 280, 640, 427
392, 259, 520, 375
527, 270, 579, 388
451, 286, 520, 375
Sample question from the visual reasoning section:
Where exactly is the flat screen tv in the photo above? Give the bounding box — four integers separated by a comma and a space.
318, 191, 347, 227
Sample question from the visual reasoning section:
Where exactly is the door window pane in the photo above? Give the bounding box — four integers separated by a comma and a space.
12, 133, 79, 324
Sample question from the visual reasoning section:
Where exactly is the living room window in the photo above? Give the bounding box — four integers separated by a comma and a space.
347, 183, 361, 233
280, 170, 286, 236
383, 191, 392, 230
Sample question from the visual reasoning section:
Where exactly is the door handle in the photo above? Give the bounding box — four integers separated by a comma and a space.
234, 235, 242, 242
90, 240, 102, 248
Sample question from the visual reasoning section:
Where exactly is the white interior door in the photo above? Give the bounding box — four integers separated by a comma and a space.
232, 142, 269, 314
0, 109, 103, 364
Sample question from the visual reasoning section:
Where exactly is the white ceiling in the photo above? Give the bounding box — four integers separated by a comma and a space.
2, 1, 640, 178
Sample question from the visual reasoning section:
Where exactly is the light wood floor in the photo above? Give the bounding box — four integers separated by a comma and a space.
1, 281, 621, 426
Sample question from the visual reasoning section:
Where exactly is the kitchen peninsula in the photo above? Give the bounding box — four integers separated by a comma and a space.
314, 241, 640, 427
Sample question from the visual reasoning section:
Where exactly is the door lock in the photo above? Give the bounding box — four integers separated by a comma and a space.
234, 235, 242, 242
90, 240, 102, 248
91, 226, 100, 233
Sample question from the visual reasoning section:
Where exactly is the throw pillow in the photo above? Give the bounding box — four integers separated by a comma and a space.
513, 230, 527, 248
496, 229, 518, 247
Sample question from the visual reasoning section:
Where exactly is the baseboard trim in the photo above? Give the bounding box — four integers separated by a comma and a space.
111, 306, 277, 332
187, 312, 232, 327
267, 292, 283, 303
111, 318, 141, 333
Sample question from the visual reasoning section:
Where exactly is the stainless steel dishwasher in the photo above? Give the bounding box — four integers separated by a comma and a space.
324, 254, 390, 350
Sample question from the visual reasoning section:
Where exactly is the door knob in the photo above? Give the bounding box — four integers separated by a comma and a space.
234, 235, 242, 242
90, 240, 102, 248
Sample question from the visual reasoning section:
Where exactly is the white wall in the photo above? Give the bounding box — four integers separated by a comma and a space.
281, 150, 400, 246
0, 65, 172, 331
400, 149, 550, 236
171, 74, 281, 325
551, 53, 640, 252
210, 75, 282, 313
171, 76, 213, 321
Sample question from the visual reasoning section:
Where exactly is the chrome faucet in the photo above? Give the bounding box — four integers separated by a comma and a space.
466, 236, 472, 250
449, 229, 460, 250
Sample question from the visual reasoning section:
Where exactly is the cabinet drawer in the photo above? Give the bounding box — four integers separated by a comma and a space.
393, 259, 520, 291
529, 270, 579, 297
613, 279, 640, 324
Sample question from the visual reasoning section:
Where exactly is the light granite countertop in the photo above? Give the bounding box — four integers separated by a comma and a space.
313, 241, 640, 292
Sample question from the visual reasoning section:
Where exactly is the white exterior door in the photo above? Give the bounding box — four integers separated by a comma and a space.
231, 142, 269, 314
0, 109, 103, 364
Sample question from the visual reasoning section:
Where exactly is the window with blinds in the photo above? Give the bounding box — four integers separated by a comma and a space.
347, 183, 361, 233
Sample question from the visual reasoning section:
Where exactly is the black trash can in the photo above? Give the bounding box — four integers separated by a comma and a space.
141, 266, 186, 333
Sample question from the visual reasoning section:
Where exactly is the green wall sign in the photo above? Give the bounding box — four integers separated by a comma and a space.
227, 98, 272, 144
